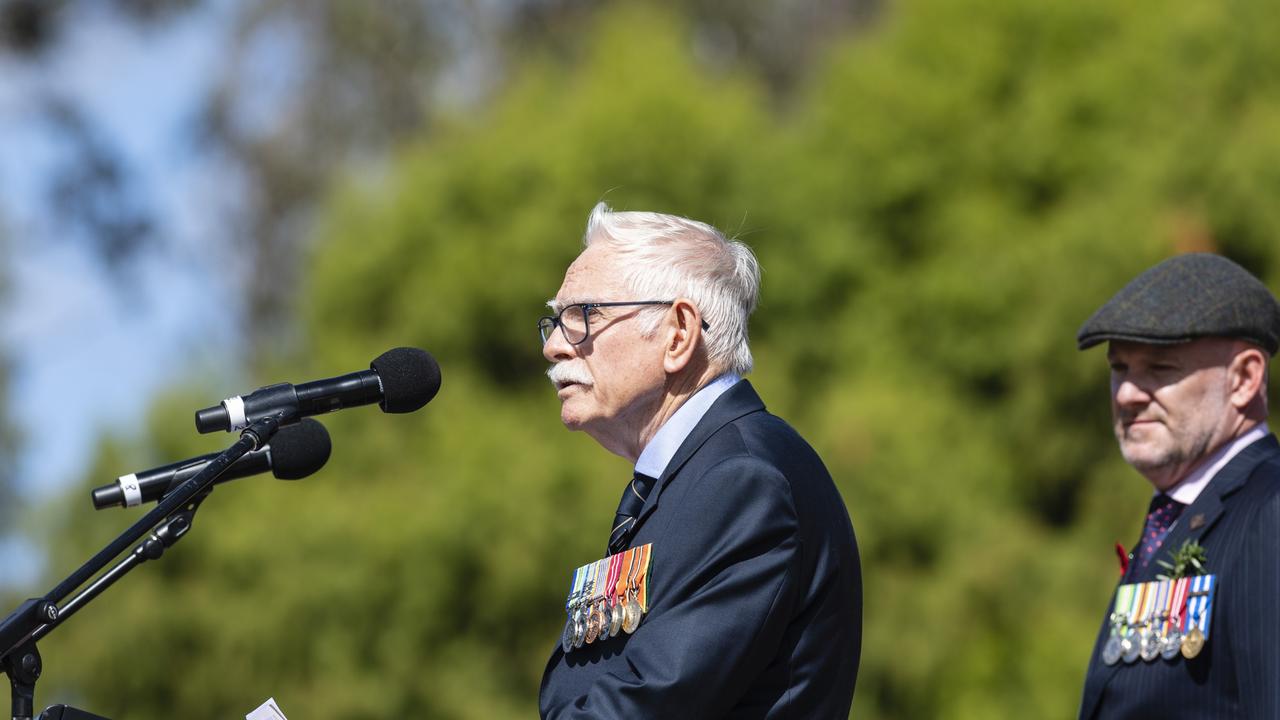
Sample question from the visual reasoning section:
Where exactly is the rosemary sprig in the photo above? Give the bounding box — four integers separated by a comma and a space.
1156, 539, 1208, 580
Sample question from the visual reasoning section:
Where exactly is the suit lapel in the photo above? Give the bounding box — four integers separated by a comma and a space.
631, 380, 765, 530
1080, 434, 1279, 719
1163, 434, 1277, 554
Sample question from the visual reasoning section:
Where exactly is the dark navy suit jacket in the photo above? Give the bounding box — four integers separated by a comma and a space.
1079, 433, 1280, 719
539, 380, 862, 719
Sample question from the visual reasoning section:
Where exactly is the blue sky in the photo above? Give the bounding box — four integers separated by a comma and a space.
0, 2, 242, 585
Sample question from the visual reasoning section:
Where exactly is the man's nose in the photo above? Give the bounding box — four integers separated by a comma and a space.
543, 325, 576, 363
1113, 377, 1151, 407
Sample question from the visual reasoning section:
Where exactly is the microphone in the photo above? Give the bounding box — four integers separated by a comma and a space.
194, 347, 441, 434
91, 418, 332, 509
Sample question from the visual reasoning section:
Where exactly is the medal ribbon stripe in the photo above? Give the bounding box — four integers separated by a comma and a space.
568, 564, 586, 619
621, 547, 644, 635
1114, 584, 1134, 616
1153, 579, 1169, 637
1157, 579, 1172, 639
595, 558, 609, 605
1158, 577, 1188, 661
1185, 575, 1202, 634
1114, 584, 1136, 631
586, 559, 607, 644
587, 562, 600, 612
1154, 579, 1169, 623
575, 565, 589, 608
638, 543, 653, 612
1199, 575, 1215, 639
1168, 577, 1189, 636
627, 549, 640, 605
1128, 582, 1149, 628
606, 551, 626, 638
1124, 582, 1151, 664
1138, 579, 1169, 662
605, 553, 622, 609
1139, 581, 1157, 627
595, 557, 609, 612
1187, 574, 1216, 638
563, 563, 592, 654
615, 548, 634, 608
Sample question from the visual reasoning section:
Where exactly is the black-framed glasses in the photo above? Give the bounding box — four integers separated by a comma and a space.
538, 301, 709, 346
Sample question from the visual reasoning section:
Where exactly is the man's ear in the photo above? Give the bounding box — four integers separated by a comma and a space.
1228, 345, 1268, 411
662, 299, 703, 374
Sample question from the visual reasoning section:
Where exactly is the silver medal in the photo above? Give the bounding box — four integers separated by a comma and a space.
1161, 629, 1183, 660
1121, 628, 1140, 664
1139, 627, 1161, 662
609, 601, 624, 637
561, 618, 575, 653
1102, 635, 1123, 666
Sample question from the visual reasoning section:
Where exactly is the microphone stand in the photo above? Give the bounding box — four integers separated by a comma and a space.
0, 414, 286, 720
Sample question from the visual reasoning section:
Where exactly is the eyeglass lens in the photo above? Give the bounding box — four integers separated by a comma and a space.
540, 305, 589, 345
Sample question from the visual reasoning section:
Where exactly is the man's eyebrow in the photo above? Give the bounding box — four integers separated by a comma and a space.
549, 297, 592, 313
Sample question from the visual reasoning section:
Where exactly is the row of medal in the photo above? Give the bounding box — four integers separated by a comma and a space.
561, 544, 652, 653
1103, 574, 1216, 665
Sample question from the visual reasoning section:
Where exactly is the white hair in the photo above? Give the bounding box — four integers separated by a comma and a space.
582, 202, 760, 375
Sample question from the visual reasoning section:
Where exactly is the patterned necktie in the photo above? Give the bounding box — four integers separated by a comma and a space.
608, 472, 656, 555
1138, 493, 1186, 568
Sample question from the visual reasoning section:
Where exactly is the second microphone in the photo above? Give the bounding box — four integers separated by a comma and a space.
91, 419, 332, 510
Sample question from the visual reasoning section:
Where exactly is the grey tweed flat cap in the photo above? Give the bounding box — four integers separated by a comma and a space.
1077, 253, 1280, 354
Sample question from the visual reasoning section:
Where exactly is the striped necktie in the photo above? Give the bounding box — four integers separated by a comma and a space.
608, 472, 656, 555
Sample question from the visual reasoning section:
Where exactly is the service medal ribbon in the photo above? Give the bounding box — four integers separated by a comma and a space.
1181, 574, 1216, 659
1140, 579, 1169, 662
605, 551, 625, 638
639, 543, 653, 613
1103, 583, 1137, 666
1160, 576, 1189, 660
1122, 581, 1150, 664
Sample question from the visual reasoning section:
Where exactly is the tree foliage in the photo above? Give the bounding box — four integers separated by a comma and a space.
29, 1, 1280, 718
1, 0, 868, 355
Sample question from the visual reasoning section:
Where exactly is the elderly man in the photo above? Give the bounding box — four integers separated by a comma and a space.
537, 204, 861, 719
1076, 253, 1280, 719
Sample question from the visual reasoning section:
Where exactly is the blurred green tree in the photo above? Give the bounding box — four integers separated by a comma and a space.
35, 6, 772, 719
27, 0, 1280, 719
0, 0, 870, 355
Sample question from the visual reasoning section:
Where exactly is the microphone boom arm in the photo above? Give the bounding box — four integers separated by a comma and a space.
0, 414, 288, 719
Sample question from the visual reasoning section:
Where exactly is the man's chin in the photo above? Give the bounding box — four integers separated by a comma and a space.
558, 405, 592, 431
1120, 445, 1178, 475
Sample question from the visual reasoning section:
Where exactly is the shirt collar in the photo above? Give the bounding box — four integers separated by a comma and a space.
634, 374, 741, 479
1166, 424, 1270, 505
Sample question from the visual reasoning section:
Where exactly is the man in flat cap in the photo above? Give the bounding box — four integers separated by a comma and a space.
1077, 253, 1280, 719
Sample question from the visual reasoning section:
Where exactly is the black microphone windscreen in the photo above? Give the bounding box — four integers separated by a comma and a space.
371, 347, 441, 413
269, 418, 332, 480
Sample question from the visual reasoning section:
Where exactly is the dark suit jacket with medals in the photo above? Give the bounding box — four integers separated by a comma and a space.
1079, 433, 1280, 719
539, 380, 862, 719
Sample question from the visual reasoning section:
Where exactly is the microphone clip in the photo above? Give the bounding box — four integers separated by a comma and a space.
241, 412, 290, 451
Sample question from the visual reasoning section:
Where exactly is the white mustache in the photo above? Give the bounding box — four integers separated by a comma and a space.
547, 363, 593, 387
